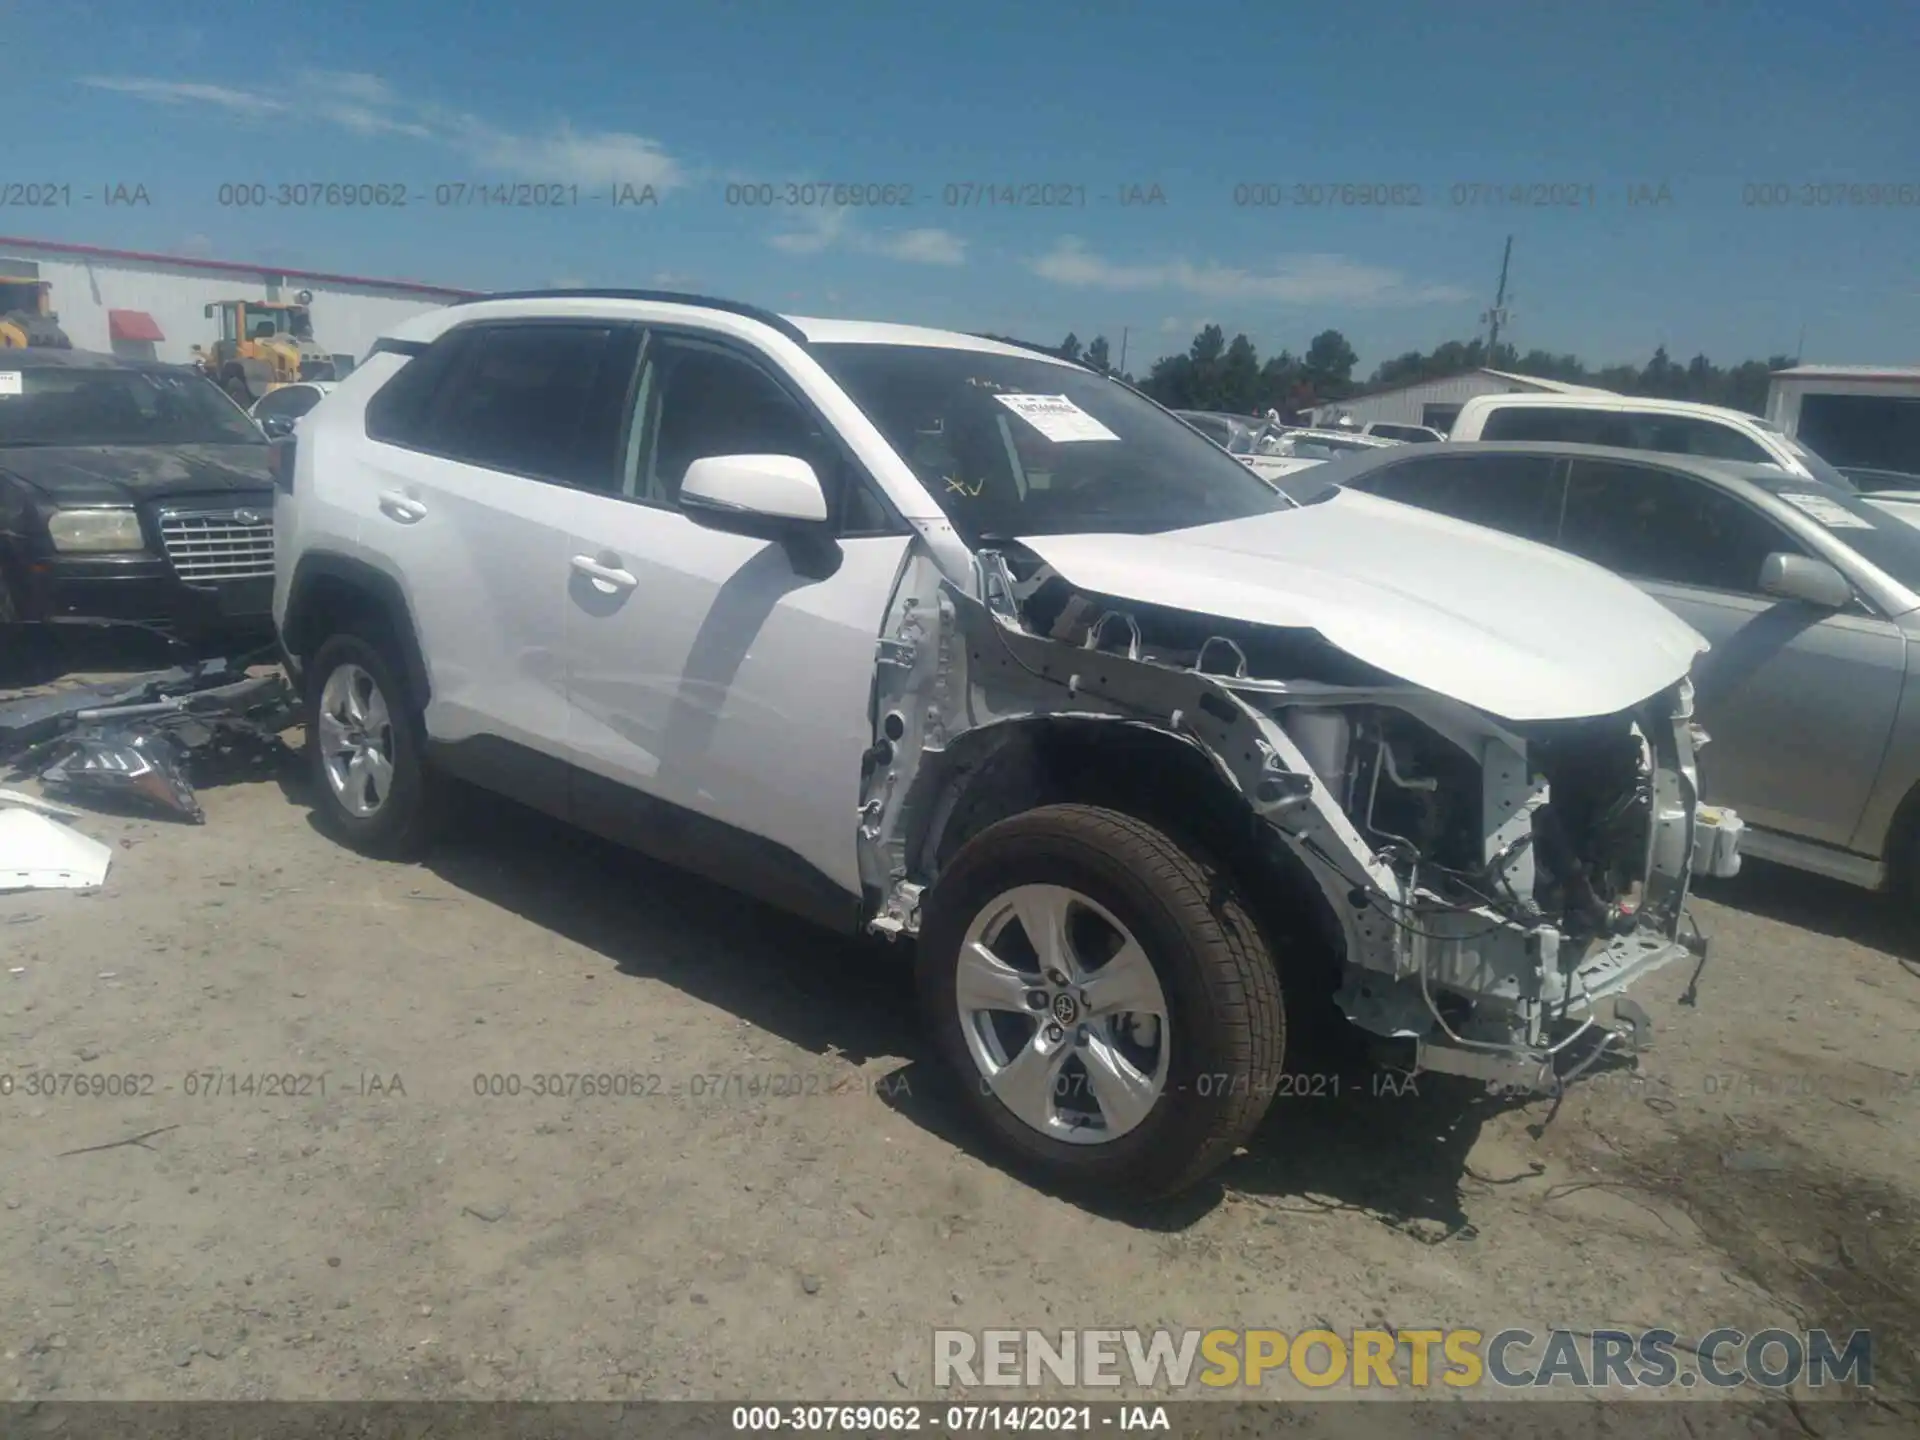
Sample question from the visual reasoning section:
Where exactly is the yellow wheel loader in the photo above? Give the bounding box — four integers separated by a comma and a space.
0, 280, 73, 349
192, 291, 338, 405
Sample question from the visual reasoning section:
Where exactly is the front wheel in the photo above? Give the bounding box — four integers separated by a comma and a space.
916, 804, 1286, 1200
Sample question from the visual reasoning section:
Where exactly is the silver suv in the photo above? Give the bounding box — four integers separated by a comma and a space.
271, 289, 1741, 1198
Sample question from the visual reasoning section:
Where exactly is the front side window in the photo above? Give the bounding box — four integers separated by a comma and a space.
1479, 403, 1773, 464
814, 343, 1289, 542
1346, 452, 1565, 543
1557, 458, 1803, 594
0, 366, 265, 448
621, 335, 895, 534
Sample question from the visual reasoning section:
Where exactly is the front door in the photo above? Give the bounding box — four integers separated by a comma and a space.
560, 328, 911, 921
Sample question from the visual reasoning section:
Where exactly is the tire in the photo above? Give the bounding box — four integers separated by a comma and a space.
917, 804, 1286, 1200
224, 372, 252, 406
305, 630, 437, 859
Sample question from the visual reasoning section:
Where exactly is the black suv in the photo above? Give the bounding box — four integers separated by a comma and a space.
0, 349, 280, 642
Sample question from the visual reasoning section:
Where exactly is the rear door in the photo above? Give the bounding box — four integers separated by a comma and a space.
356, 320, 640, 783
1553, 456, 1906, 845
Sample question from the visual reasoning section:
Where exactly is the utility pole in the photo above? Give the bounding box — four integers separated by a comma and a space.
1118, 326, 1129, 376
1482, 234, 1513, 362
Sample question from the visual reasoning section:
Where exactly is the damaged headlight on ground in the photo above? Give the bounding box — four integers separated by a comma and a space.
0, 660, 297, 823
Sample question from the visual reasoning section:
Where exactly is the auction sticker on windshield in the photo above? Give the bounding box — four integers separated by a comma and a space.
0, 373, 20, 397
1778, 491, 1873, 529
994, 393, 1120, 443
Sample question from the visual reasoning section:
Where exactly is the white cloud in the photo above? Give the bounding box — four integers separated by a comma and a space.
450, 116, 684, 190
769, 206, 966, 266
872, 228, 967, 265
80, 75, 287, 115
78, 71, 683, 190
1030, 238, 1472, 307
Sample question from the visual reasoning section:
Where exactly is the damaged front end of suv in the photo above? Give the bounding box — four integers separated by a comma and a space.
857, 532, 1743, 1097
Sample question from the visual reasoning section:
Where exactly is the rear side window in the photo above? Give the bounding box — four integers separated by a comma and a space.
365, 331, 472, 446
1479, 404, 1773, 463
1558, 458, 1804, 594
1479, 406, 1613, 444
368, 323, 639, 487
1347, 452, 1565, 543
419, 324, 630, 485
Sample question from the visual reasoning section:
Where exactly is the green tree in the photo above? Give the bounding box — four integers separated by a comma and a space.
1304, 329, 1358, 396
1057, 332, 1083, 364
1085, 335, 1112, 373
1219, 333, 1262, 413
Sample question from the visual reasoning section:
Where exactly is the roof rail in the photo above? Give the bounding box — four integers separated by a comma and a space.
450, 288, 809, 346
968, 332, 1097, 370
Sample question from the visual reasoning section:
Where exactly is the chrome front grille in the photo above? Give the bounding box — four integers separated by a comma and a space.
158, 507, 275, 583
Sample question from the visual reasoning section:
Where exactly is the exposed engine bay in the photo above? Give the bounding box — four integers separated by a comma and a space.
857, 540, 1743, 1094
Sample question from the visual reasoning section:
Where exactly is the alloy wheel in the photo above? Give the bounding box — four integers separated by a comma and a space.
955, 883, 1172, 1144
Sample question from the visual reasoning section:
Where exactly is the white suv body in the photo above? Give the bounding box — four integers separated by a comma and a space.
272, 290, 1739, 1197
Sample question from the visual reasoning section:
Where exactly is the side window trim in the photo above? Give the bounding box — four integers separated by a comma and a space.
608, 323, 908, 538
370, 318, 644, 492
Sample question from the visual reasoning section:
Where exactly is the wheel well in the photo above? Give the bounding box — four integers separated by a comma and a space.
1879, 779, 1920, 893
926, 718, 1345, 980
281, 556, 431, 705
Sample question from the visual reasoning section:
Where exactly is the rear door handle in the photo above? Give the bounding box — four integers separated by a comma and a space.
570, 554, 638, 592
378, 490, 427, 523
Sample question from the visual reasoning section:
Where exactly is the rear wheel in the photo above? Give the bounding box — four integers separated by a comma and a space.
306, 631, 437, 858
224, 371, 252, 406
917, 804, 1286, 1200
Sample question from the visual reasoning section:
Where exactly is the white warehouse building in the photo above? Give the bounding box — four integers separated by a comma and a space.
0, 234, 477, 372
1312, 367, 1615, 433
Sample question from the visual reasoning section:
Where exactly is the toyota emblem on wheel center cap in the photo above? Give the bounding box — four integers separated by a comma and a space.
1050, 992, 1079, 1026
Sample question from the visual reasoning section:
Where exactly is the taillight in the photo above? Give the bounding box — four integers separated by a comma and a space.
272, 436, 297, 494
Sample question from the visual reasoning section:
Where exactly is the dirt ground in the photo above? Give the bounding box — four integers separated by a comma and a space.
2, 637, 1918, 1425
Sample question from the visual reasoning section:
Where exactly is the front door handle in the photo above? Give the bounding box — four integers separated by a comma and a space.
570, 554, 638, 593
378, 490, 427, 523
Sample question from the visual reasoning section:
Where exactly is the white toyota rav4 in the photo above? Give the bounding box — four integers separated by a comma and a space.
272, 290, 1742, 1199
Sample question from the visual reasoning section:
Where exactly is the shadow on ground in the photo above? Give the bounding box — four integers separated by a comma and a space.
1696, 856, 1920, 963
303, 776, 1534, 1236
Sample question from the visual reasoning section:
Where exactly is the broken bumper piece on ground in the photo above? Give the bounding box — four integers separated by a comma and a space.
0, 661, 298, 824
0, 806, 113, 891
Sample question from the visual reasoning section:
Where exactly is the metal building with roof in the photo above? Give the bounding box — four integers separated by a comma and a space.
1311, 366, 1615, 432
0, 235, 478, 372
1767, 364, 1920, 474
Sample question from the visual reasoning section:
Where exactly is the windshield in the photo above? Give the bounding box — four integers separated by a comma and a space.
1747, 473, 1920, 590
814, 343, 1291, 541
0, 366, 266, 448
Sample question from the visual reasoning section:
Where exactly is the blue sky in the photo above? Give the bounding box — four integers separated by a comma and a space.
10, 0, 1919, 374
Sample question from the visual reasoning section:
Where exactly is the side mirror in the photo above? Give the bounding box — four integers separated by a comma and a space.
260, 414, 294, 439
679, 454, 829, 538
1759, 552, 1852, 608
